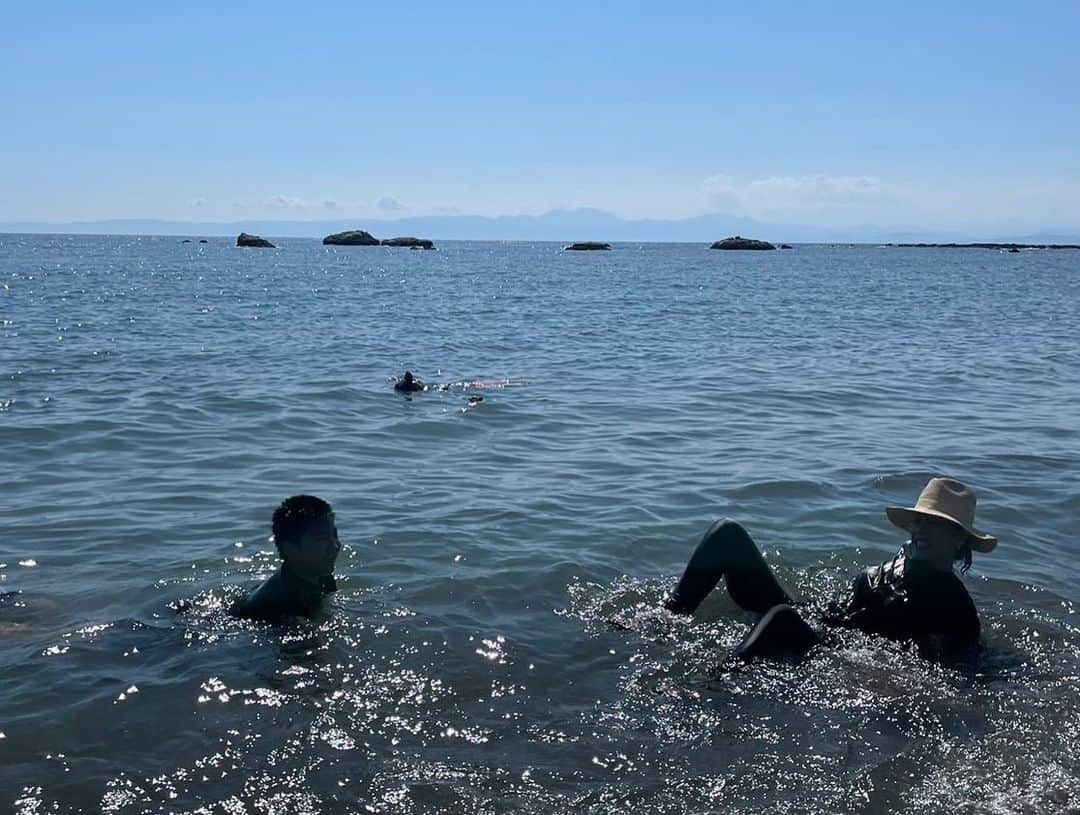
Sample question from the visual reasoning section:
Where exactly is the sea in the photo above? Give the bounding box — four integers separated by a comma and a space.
1, 234, 1078, 814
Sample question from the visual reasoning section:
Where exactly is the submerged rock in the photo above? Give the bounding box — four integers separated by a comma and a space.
382, 237, 434, 249
237, 232, 275, 248
564, 242, 612, 251
323, 230, 380, 246
710, 236, 776, 250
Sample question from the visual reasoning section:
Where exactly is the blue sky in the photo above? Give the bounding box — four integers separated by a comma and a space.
2, 1, 1078, 228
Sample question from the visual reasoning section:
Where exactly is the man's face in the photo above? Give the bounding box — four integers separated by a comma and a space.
281, 513, 341, 578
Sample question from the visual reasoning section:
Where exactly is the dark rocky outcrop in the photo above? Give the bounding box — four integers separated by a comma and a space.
323, 230, 380, 246
710, 236, 776, 250
181, 239, 193, 243
780, 244, 793, 249
198, 239, 208, 243
564, 242, 611, 251
237, 232, 275, 248
382, 237, 434, 249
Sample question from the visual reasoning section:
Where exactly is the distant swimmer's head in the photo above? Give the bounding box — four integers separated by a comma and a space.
394, 370, 426, 392
886, 477, 997, 573
272, 495, 341, 579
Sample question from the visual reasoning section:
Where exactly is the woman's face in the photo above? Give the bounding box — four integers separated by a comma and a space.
910, 516, 968, 568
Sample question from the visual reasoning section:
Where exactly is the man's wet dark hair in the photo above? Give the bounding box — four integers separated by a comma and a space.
272, 495, 333, 552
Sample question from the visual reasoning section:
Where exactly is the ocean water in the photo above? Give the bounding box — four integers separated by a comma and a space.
1, 234, 1078, 813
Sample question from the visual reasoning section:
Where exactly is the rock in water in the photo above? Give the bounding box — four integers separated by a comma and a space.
564, 242, 612, 251
323, 230, 380, 246
381, 237, 435, 249
710, 236, 776, 250
237, 232, 275, 248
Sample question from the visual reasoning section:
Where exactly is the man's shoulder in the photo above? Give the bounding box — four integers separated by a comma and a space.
229, 571, 288, 621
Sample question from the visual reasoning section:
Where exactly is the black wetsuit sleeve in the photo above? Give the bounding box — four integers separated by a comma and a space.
906, 571, 981, 644
822, 573, 877, 629
941, 585, 980, 643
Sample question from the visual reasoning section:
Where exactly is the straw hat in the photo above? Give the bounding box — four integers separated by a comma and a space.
886, 477, 997, 553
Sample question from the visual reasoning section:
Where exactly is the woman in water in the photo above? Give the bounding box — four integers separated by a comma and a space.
663, 477, 995, 659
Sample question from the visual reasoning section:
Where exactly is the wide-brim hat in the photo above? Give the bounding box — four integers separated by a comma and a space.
886, 477, 997, 553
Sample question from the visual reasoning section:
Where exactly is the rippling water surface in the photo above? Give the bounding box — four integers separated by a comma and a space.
1, 235, 1078, 813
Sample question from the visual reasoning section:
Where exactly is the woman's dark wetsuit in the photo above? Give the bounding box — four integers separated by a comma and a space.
663, 519, 980, 659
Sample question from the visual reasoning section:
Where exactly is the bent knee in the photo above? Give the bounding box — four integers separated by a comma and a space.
704, 518, 749, 541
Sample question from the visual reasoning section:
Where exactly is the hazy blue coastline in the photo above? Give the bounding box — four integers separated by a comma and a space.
3, 209, 1078, 245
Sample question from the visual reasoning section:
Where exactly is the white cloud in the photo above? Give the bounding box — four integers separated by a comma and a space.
187, 197, 208, 208
258, 195, 369, 211
375, 196, 407, 211
703, 173, 893, 220
264, 194, 321, 209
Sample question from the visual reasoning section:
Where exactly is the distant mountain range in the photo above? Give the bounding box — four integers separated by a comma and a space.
2, 208, 1077, 245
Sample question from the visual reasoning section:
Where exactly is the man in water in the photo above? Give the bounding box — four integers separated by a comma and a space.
663, 477, 995, 659
229, 495, 341, 621
394, 371, 427, 392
